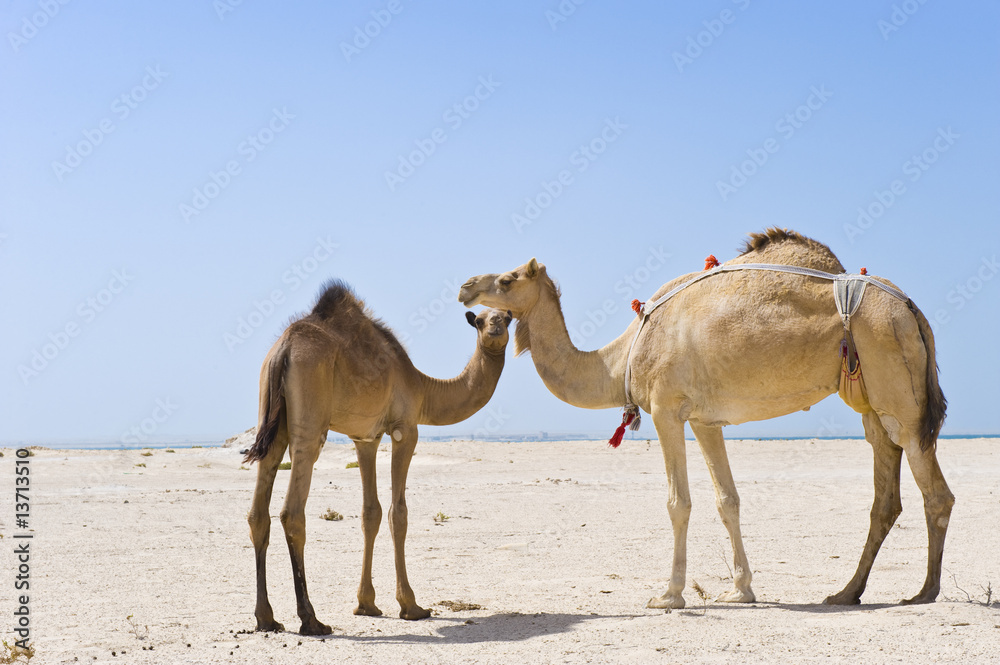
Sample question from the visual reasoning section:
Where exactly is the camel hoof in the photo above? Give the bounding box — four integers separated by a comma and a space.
353, 604, 383, 617
716, 588, 756, 603
823, 591, 861, 606
900, 592, 936, 606
647, 594, 685, 610
299, 618, 332, 636
255, 619, 285, 633
399, 605, 431, 621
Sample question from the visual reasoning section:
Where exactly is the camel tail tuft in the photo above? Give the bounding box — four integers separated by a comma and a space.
243, 342, 289, 464
910, 300, 947, 452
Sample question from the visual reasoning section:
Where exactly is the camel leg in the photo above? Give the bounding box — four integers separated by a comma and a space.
279, 435, 331, 635
689, 423, 755, 603
248, 428, 290, 632
899, 434, 954, 605
353, 440, 383, 617
647, 412, 691, 610
825, 411, 903, 605
388, 425, 430, 620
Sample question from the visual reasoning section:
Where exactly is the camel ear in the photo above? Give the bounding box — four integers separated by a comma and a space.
526, 258, 539, 278
465, 311, 477, 328
504, 310, 512, 327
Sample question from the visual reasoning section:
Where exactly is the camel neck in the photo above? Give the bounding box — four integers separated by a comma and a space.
520, 282, 629, 410
417, 347, 505, 426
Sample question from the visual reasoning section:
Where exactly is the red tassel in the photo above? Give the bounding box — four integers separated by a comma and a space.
608, 410, 636, 448
631, 299, 644, 316
704, 255, 720, 270
860, 267, 868, 275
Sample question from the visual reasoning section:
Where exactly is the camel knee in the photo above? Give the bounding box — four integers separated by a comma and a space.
248, 509, 271, 546
279, 508, 306, 543
716, 493, 740, 524
667, 496, 692, 524
928, 490, 955, 523
362, 500, 382, 524
389, 501, 408, 528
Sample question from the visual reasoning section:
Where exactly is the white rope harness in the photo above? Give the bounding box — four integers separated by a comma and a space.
621, 263, 910, 419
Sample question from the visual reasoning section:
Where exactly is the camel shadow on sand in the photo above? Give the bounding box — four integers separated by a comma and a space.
333, 611, 635, 645
686, 601, 899, 614
283, 602, 902, 645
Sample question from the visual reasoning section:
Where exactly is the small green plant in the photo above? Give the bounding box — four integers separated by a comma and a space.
165, 449, 175, 453
140, 451, 153, 457
239, 465, 249, 471
321, 509, 344, 521
197, 463, 211, 469
190, 445, 203, 449
345, 461, 359, 469
278, 462, 292, 470
434, 512, 450, 523
1, 639, 34, 662
126, 614, 148, 640
134, 463, 146, 468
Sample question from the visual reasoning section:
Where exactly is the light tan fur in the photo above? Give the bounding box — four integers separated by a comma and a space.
246, 282, 511, 634
459, 229, 952, 609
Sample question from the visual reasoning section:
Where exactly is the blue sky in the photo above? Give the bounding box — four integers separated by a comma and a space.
2, 1, 998, 445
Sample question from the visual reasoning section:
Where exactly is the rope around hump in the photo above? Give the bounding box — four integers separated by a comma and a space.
607, 258, 909, 448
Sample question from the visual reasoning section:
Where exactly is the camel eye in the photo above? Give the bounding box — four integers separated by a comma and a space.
499, 277, 513, 287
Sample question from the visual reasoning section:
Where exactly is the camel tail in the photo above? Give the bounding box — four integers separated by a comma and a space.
909, 300, 947, 452
243, 341, 289, 464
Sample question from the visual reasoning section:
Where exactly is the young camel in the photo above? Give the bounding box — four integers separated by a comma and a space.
458, 229, 952, 609
244, 280, 511, 635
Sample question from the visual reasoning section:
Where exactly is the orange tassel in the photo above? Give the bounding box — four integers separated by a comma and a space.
631, 299, 644, 316
860, 267, 868, 275
704, 255, 720, 270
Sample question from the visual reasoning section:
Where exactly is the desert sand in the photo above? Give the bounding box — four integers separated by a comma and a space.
2, 436, 998, 664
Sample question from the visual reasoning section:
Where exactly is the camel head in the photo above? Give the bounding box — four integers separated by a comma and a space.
465, 308, 513, 354
459, 258, 546, 319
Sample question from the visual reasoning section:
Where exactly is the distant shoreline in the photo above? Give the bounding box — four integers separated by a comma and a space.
4, 433, 997, 451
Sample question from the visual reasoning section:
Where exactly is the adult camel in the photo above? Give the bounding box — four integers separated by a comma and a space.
458, 228, 951, 609
244, 280, 511, 634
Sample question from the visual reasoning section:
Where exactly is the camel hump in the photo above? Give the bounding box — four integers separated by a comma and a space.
735, 227, 845, 274
312, 279, 363, 319
309, 278, 405, 352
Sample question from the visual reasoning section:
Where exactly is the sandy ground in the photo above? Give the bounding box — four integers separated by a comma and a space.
1, 437, 998, 664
